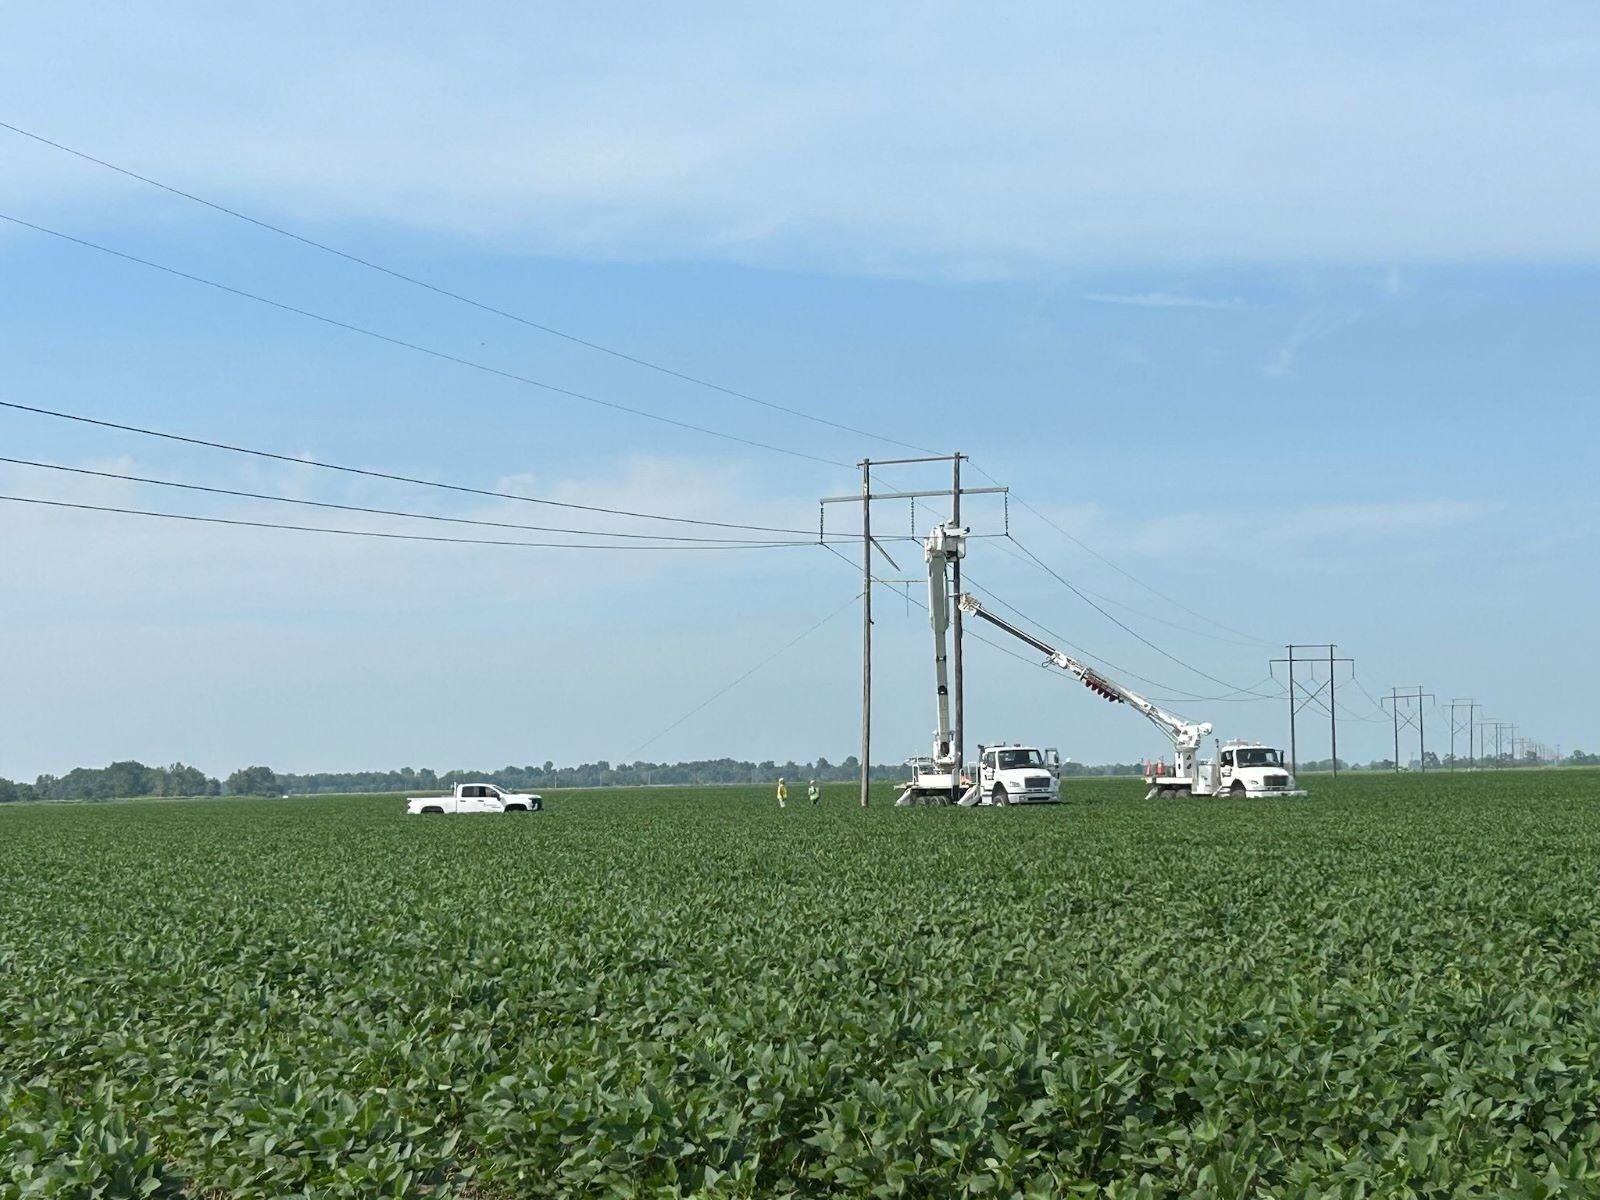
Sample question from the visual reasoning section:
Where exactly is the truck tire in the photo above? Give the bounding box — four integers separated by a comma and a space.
421, 805, 443, 814
992, 784, 1009, 807
1229, 781, 1247, 797
504, 804, 527, 812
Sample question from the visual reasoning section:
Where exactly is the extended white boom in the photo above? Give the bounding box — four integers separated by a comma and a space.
956, 594, 1214, 779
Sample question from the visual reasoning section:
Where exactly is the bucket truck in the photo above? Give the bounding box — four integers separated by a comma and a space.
957, 594, 1305, 799
895, 523, 1065, 807
895, 523, 967, 805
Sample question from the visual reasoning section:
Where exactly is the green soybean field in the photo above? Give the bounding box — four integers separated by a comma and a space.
4, 770, 1600, 1198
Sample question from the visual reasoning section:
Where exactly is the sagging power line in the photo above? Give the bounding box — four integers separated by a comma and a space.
0, 455, 847, 545
0, 119, 1284, 668
0, 118, 938, 460
0, 212, 850, 469
0, 400, 815, 536
0, 493, 815, 550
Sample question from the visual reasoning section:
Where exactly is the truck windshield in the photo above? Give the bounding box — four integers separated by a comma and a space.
1235, 748, 1283, 767
997, 749, 1044, 769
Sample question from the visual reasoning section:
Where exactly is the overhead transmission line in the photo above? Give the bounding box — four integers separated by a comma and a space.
625, 588, 865, 759
960, 574, 1280, 704
813, 541, 1057, 675
0, 122, 1280, 661
0, 212, 849, 469
1000, 531, 1279, 697
0, 456, 849, 545
0, 118, 937, 460
0, 121, 1282, 662
965, 459, 1276, 647
980, 534, 1267, 649
0, 493, 813, 551
0, 399, 814, 536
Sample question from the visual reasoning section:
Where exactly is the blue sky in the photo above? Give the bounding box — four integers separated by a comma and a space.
2, 2, 1597, 777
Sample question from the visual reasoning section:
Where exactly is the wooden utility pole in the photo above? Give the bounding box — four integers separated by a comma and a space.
819, 457, 1005, 809
860, 459, 872, 807
950, 453, 965, 804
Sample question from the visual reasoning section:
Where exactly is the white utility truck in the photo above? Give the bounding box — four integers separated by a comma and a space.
972, 743, 1062, 805
405, 783, 543, 815
957, 594, 1305, 799
896, 522, 1063, 807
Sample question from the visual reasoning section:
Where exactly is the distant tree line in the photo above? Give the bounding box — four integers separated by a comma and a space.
0, 761, 280, 803
4, 749, 1593, 803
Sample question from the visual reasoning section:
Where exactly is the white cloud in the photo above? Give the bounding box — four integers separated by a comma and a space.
1081, 291, 1246, 310
3, 3, 1598, 278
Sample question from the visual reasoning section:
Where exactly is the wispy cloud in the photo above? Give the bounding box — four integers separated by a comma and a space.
1081, 290, 1246, 310
1263, 308, 1362, 378
4, 6, 1598, 278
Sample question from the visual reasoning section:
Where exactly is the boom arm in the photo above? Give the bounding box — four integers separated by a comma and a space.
957, 594, 1213, 759
923, 524, 966, 766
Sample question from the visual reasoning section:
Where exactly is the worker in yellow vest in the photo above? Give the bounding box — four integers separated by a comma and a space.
776, 777, 788, 808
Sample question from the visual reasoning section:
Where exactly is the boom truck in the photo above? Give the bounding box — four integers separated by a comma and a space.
895, 523, 1062, 806
957, 594, 1306, 799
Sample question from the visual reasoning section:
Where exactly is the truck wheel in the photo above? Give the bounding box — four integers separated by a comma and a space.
992, 785, 1009, 807
1229, 781, 1247, 797
421, 805, 443, 814
505, 804, 527, 812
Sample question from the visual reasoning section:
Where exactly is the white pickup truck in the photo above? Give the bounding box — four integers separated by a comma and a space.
405, 783, 543, 815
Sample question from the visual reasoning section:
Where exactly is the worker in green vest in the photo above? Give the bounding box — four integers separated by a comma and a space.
776, 777, 788, 808
807, 779, 821, 806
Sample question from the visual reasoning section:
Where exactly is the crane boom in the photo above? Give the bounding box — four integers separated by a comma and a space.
956, 594, 1213, 764
924, 524, 966, 766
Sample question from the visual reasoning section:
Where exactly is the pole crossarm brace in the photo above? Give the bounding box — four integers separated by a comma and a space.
1447, 698, 1479, 770
1382, 686, 1435, 771
820, 485, 1009, 504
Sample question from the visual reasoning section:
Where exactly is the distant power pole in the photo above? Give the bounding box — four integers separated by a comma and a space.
1269, 644, 1353, 777
1448, 698, 1479, 770
1383, 686, 1435, 771
1477, 719, 1509, 766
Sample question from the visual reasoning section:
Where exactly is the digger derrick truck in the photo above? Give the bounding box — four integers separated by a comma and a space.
894, 522, 1064, 807
956, 594, 1305, 799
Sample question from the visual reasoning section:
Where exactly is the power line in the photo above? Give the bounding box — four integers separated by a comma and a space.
964, 575, 1280, 703
0, 118, 938, 459
0, 455, 844, 544
0, 493, 813, 551
814, 541, 1059, 675
0, 399, 814, 535
0, 211, 850, 469
967, 459, 1275, 647
1002, 532, 1279, 697
625, 589, 864, 758
982, 531, 1267, 649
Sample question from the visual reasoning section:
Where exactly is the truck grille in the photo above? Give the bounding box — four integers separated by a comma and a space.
1025, 775, 1052, 791
1265, 774, 1289, 788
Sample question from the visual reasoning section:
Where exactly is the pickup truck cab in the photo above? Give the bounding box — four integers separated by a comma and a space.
405, 783, 543, 815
